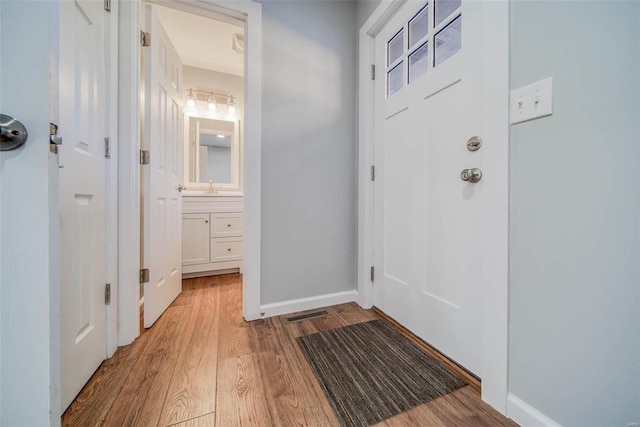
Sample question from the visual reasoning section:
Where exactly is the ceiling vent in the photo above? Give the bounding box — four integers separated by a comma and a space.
232, 33, 244, 54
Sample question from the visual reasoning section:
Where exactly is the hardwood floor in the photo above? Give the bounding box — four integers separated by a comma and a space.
62, 274, 517, 426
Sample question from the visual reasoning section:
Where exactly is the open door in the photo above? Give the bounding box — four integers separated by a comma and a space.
142, 4, 183, 327
58, 0, 109, 410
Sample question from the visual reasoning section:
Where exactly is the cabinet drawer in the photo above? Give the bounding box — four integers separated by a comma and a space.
210, 213, 243, 237
210, 237, 244, 262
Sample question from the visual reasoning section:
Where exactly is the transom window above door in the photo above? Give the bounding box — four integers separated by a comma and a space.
386, 0, 462, 97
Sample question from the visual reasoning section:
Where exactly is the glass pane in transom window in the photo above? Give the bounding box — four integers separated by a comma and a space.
435, 15, 461, 66
387, 62, 404, 97
435, 0, 460, 26
408, 4, 429, 48
387, 29, 404, 66
409, 42, 429, 83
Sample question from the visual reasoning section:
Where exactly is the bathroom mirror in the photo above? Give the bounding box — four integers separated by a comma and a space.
184, 113, 241, 191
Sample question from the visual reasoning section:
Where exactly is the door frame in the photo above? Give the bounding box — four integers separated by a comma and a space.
357, 0, 510, 414
117, 0, 263, 345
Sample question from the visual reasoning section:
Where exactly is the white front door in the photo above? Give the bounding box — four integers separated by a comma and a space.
58, 0, 109, 411
374, 0, 485, 375
142, 4, 183, 327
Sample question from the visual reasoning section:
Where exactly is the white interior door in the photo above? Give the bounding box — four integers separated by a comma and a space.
58, 0, 108, 411
143, 4, 183, 327
374, 0, 485, 375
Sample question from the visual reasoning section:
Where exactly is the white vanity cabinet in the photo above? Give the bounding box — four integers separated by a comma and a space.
182, 195, 243, 277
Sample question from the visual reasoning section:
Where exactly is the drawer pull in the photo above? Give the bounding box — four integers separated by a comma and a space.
205, 220, 208, 223
227, 224, 231, 227
227, 248, 231, 252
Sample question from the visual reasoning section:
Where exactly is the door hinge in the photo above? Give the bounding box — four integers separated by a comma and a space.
104, 0, 111, 12
371, 165, 375, 181
140, 268, 150, 284
140, 31, 151, 47
140, 149, 150, 165
370, 266, 375, 282
104, 137, 111, 159
371, 64, 376, 80
105, 283, 111, 305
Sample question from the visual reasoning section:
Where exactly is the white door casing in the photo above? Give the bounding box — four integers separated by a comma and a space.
142, 3, 184, 327
359, 0, 509, 412
58, 0, 109, 411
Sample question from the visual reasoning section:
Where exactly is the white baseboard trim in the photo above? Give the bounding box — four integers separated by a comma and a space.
507, 393, 562, 427
259, 290, 358, 319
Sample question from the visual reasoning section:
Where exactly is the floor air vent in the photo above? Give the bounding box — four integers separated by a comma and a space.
283, 310, 331, 324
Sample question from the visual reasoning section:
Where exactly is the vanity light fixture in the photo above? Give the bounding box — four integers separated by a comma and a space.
185, 88, 196, 109
185, 88, 238, 119
207, 93, 217, 112
227, 95, 237, 119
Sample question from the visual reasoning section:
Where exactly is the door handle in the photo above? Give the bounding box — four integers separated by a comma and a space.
460, 168, 482, 183
178, 184, 185, 192
0, 114, 28, 151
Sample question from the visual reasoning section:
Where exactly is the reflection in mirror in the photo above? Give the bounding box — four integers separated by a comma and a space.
185, 115, 240, 190
199, 132, 231, 183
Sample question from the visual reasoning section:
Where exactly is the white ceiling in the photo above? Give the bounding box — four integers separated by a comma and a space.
154, 5, 244, 77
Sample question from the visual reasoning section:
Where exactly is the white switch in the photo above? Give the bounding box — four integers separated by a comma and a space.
510, 77, 553, 124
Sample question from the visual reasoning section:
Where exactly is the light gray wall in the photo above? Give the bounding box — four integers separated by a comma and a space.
509, 2, 640, 425
261, 0, 357, 304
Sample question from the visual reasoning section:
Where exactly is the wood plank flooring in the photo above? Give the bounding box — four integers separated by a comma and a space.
62, 274, 517, 427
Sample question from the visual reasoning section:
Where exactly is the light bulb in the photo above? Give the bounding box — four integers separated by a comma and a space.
227, 95, 237, 118
184, 89, 196, 110
207, 94, 217, 112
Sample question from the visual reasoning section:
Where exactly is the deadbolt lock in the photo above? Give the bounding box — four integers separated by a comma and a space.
467, 136, 482, 151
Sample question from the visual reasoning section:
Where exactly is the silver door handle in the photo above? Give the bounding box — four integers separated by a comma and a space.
460, 168, 482, 183
178, 184, 186, 192
0, 114, 28, 151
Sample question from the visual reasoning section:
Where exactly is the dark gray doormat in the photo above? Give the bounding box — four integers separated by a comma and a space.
296, 319, 466, 427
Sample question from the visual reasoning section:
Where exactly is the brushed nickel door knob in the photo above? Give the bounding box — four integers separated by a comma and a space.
460, 168, 482, 183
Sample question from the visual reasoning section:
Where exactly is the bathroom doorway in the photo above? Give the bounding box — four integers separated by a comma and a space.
130, 0, 262, 335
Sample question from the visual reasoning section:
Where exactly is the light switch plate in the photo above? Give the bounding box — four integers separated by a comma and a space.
510, 77, 553, 124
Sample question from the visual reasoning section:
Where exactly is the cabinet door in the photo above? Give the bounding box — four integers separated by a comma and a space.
182, 213, 210, 265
